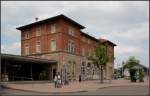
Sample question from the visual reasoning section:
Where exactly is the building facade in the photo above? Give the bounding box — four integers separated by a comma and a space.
17, 14, 116, 81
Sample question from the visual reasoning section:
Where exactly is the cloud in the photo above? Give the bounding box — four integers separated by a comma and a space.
1, 42, 21, 55
115, 45, 142, 55
1, 1, 149, 68
100, 22, 149, 44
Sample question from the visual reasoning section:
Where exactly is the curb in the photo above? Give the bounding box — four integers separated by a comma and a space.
1, 83, 148, 94
1, 85, 88, 94
97, 84, 149, 90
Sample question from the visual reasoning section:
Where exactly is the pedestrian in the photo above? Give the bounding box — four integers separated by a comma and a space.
54, 75, 57, 88
57, 72, 62, 88
79, 74, 81, 82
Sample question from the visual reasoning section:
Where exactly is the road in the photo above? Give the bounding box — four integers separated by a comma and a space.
0, 85, 149, 95
71, 85, 149, 95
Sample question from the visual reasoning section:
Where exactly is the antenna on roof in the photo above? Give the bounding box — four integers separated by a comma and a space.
35, 17, 39, 22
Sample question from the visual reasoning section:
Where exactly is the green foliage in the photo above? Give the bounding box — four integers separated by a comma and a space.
139, 69, 144, 82
88, 43, 109, 83
89, 43, 109, 68
123, 56, 139, 72
123, 56, 140, 82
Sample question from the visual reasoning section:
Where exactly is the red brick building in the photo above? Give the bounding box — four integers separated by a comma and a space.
17, 14, 116, 81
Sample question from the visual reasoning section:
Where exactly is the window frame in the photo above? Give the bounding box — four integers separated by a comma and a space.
36, 27, 41, 36
25, 31, 30, 39
25, 40, 29, 55
68, 40, 75, 53
51, 39, 56, 51
50, 23, 56, 33
82, 47, 85, 56
36, 37, 41, 53
68, 26, 74, 36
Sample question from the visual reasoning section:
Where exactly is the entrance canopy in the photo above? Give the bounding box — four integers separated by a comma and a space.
1, 53, 57, 81
1, 53, 57, 64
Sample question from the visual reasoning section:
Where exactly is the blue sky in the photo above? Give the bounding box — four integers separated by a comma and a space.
1, 1, 149, 68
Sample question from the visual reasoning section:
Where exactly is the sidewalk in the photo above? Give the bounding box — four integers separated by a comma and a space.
2, 78, 149, 93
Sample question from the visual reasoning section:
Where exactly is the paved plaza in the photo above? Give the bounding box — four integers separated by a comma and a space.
1, 78, 149, 94
0, 85, 148, 95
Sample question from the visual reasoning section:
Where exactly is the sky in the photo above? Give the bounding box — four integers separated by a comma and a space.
1, 1, 149, 68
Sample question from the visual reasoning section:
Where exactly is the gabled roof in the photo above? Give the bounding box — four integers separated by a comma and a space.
99, 39, 117, 46
16, 14, 85, 30
80, 31, 99, 42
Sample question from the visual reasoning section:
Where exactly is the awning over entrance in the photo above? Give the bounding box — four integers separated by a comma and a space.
1, 53, 57, 81
1, 54, 57, 64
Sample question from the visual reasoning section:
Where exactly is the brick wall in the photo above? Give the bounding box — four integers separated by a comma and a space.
20, 15, 115, 80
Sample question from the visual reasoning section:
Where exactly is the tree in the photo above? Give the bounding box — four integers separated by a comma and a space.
88, 43, 109, 84
121, 61, 125, 78
139, 68, 144, 82
123, 56, 140, 82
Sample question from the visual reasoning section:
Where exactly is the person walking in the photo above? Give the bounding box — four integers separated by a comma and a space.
54, 75, 57, 88
57, 72, 62, 88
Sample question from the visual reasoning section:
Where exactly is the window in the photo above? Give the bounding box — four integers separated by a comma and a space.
25, 32, 30, 39
68, 26, 74, 36
36, 37, 41, 53
36, 27, 41, 36
81, 47, 85, 56
25, 40, 29, 55
51, 39, 56, 51
25, 47, 29, 55
68, 40, 75, 53
88, 39, 91, 44
51, 23, 56, 33
25, 40, 29, 46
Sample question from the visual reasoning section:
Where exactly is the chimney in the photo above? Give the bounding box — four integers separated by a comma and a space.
35, 17, 38, 21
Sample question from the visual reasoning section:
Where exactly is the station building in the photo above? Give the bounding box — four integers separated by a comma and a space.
1, 14, 116, 81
